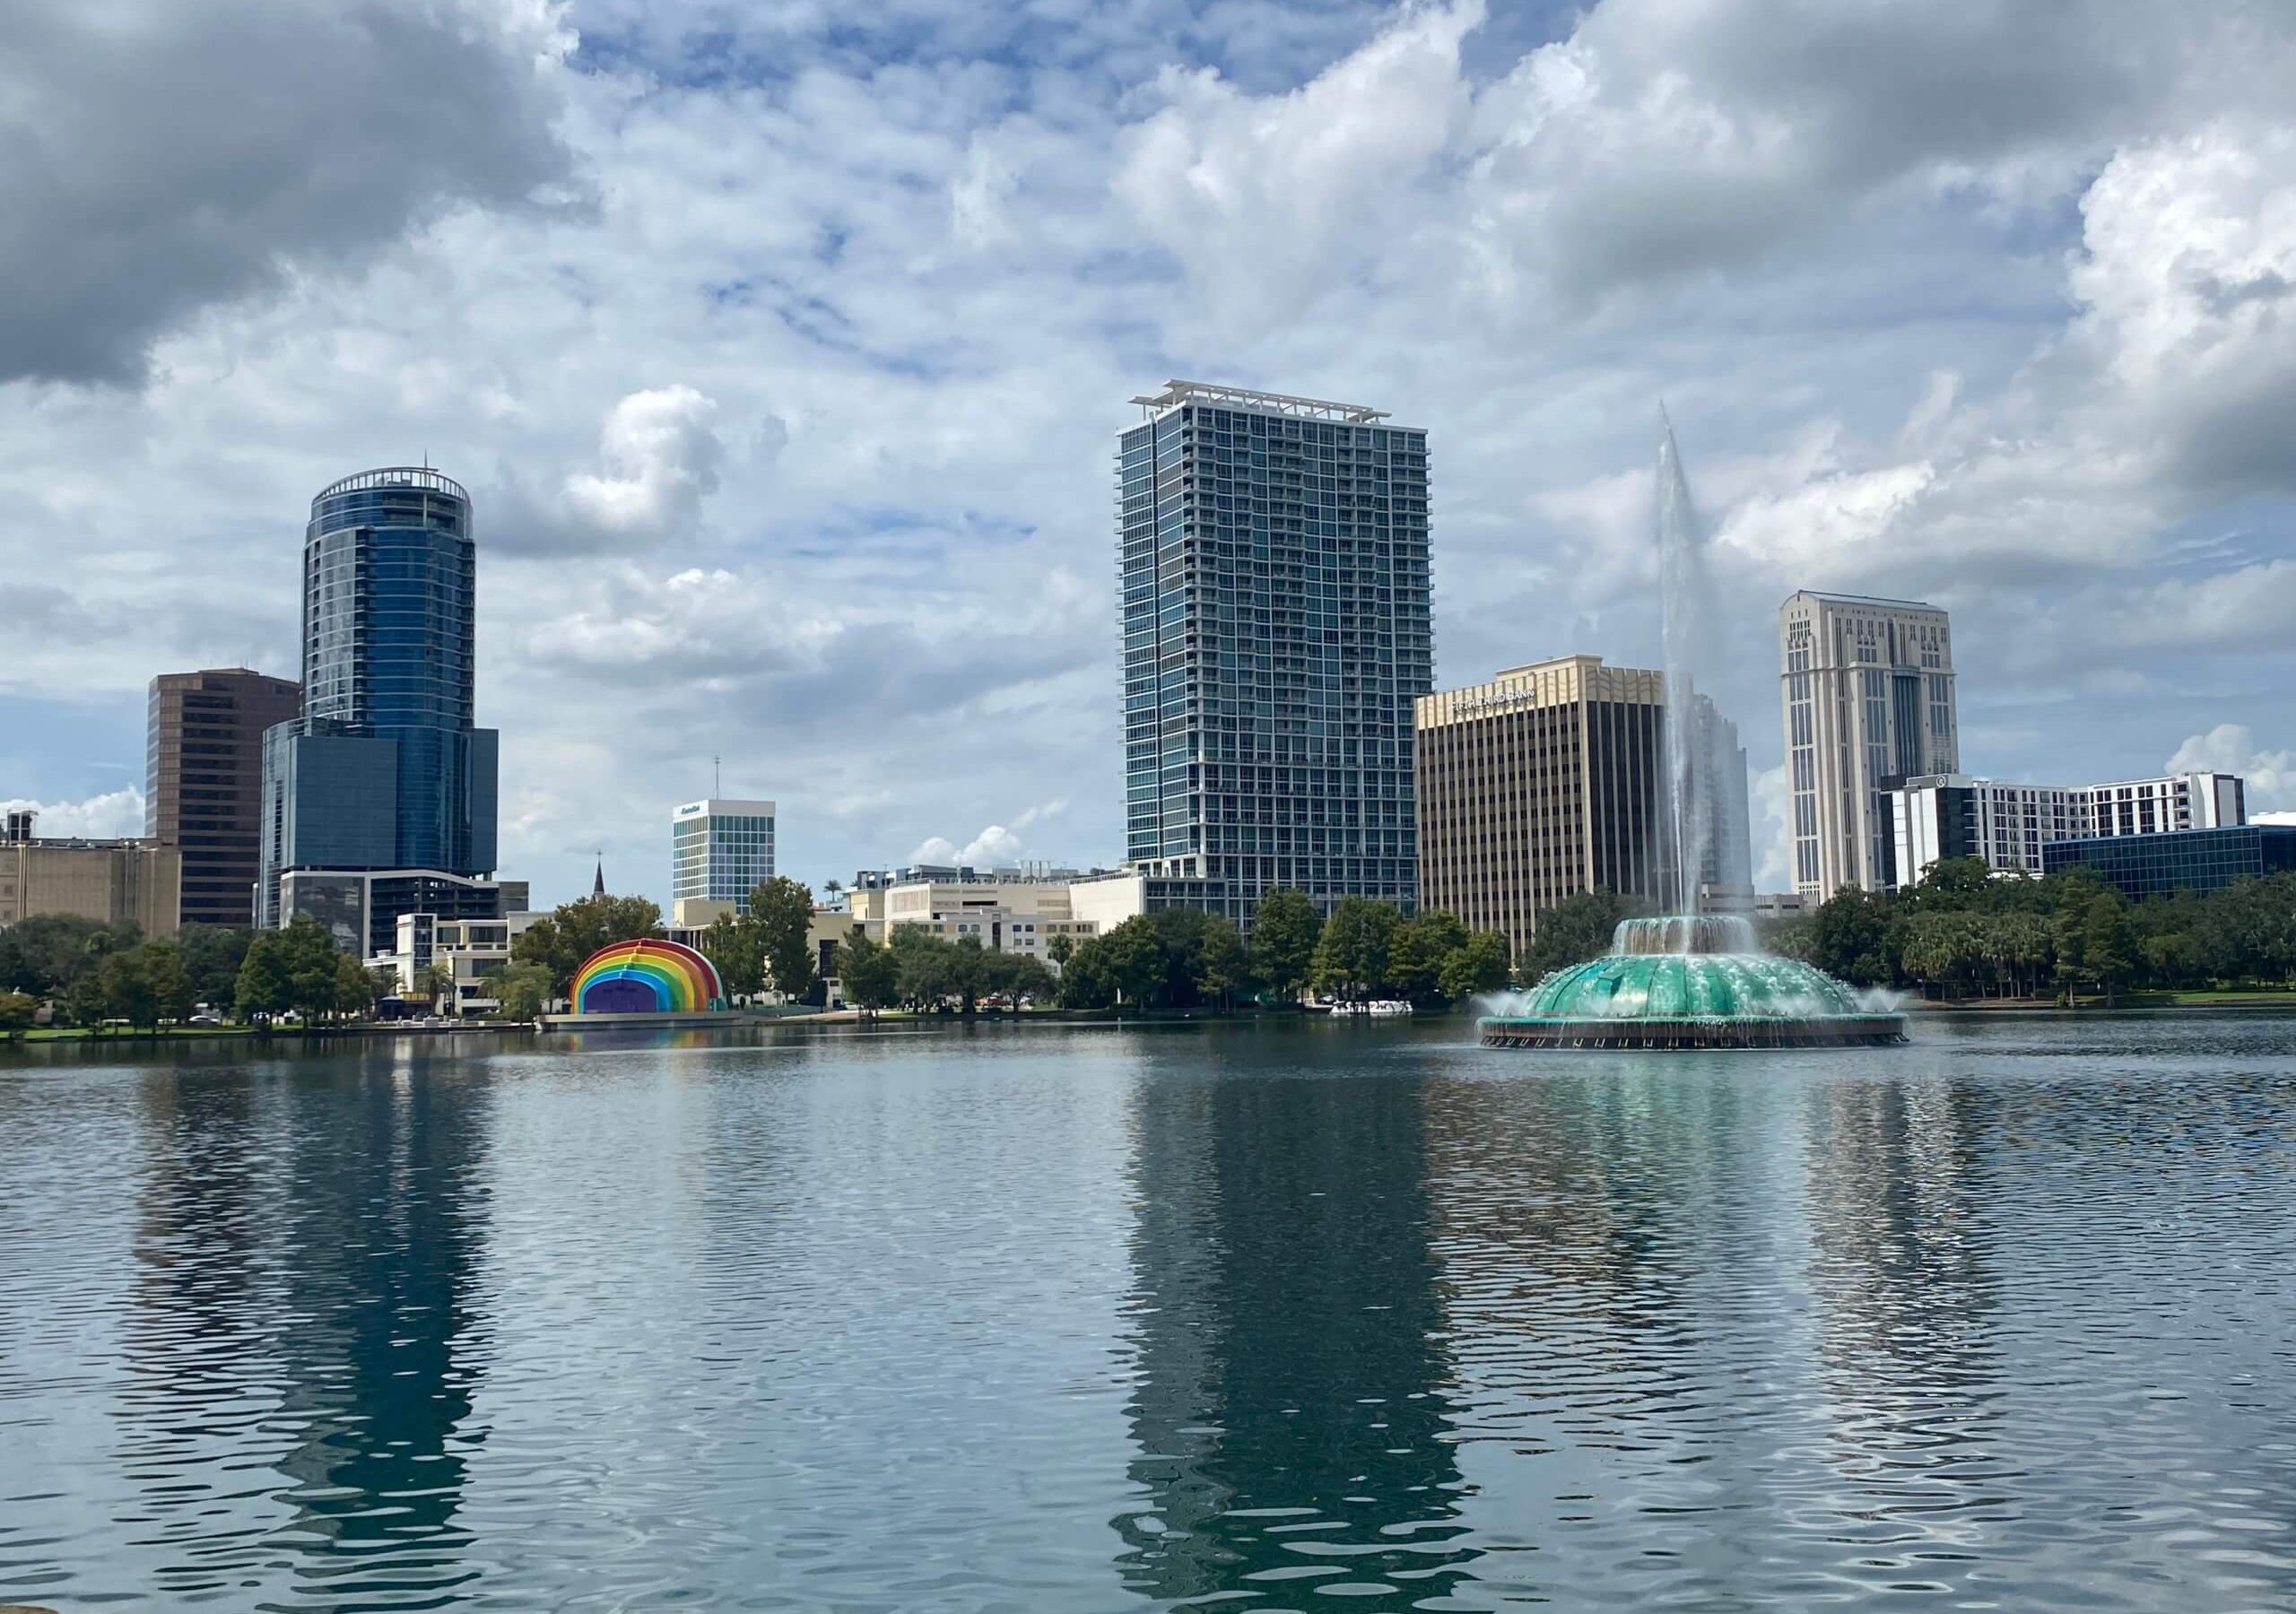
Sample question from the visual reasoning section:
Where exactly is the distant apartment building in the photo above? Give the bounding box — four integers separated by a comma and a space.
1889, 770, 2248, 887
0, 808, 180, 936
2042, 824, 2296, 901
373, 909, 544, 1016
846, 866, 1103, 966
147, 668, 300, 928
1117, 380, 1432, 926
1780, 591, 1957, 903
670, 798, 776, 924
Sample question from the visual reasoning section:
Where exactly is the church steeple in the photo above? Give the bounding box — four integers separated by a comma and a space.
593, 853, 605, 896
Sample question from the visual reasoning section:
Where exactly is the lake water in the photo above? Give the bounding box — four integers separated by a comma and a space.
4, 1014, 2295, 1612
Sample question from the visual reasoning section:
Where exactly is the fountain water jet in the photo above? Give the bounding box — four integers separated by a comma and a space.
1480, 417, 1908, 1050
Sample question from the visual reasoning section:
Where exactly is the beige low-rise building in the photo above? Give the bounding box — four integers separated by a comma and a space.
0, 810, 181, 936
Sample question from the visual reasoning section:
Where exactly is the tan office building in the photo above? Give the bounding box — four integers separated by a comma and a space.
148, 668, 301, 928
0, 811, 182, 936
1413, 655, 1667, 962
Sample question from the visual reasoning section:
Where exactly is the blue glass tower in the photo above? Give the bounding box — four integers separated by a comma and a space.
1118, 382, 1433, 926
258, 468, 500, 950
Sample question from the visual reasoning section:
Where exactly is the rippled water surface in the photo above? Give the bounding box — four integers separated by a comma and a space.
5, 1014, 2296, 1611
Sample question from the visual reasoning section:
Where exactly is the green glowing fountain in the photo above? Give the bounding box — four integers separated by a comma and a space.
1479, 915, 1908, 1049
1481, 418, 1908, 1052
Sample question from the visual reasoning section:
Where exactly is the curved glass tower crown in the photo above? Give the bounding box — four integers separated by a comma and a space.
258, 468, 500, 943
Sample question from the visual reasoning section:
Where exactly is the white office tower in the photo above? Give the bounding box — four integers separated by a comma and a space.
1779, 592, 1958, 903
671, 798, 776, 919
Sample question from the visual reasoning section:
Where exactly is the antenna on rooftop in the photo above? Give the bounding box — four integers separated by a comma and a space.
713, 754, 721, 796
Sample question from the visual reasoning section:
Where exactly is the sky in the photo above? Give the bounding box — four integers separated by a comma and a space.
4, 0, 2294, 907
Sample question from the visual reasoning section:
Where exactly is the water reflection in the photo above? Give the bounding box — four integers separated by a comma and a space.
1116, 1058, 1473, 1608
117, 1044, 496, 1609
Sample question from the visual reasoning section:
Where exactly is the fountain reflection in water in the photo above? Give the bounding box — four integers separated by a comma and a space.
1481, 418, 1907, 1050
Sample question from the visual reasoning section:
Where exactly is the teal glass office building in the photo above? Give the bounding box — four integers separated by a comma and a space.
258, 468, 500, 947
1118, 382, 1433, 926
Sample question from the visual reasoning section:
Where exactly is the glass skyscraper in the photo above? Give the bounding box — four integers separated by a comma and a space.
258, 468, 500, 951
1118, 381, 1433, 925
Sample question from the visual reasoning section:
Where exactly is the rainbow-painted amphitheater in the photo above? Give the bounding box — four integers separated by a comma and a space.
570, 938, 726, 1015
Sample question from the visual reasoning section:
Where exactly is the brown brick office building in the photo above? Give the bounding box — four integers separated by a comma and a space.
147, 669, 302, 928
1413, 655, 1669, 964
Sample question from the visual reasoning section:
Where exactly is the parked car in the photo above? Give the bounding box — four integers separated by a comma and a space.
188, 1011, 222, 1026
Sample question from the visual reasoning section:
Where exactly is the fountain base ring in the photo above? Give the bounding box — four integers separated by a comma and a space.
1480, 1013, 1908, 1050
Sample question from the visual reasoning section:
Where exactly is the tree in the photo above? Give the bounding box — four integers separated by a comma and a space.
496, 960, 554, 1020
1057, 934, 1118, 1009
1196, 917, 1252, 1010
946, 935, 996, 1014
1109, 917, 1173, 1010
2081, 892, 2135, 1006
1809, 887, 1898, 987
1526, 890, 1628, 980
174, 924, 254, 1011
512, 894, 666, 994
1912, 855, 1993, 908
287, 923, 346, 1024
1389, 910, 1468, 1002
891, 926, 958, 1009
1311, 898, 1401, 1002
97, 941, 190, 1030
235, 930, 294, 1022
1249, 888, 1323, 1003
835, 928, 900, 1014
996, 950, 1057, 1009
98, 947, 159, 1028
0, 990, 37, 1035
1439, 931, 1511, 1002
1, 914, 139, 1000
419, 960, 459, 1014
700, 913, 765, 997
335, 953, 380, 1020
747, 876, 818, 1000
370, 966, 408, 1012
1046, 933, 1075, 970
1146, 907, 1218, 1008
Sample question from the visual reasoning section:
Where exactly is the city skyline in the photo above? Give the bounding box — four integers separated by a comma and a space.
4, 2, 2295, 909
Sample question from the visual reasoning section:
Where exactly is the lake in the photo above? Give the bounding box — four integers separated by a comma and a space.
4, 1013, 2294, 1611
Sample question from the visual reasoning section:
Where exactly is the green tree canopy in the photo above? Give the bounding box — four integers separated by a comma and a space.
699, 913, 765, 997
1526, 890, 1629, 980
513, 893, 666, 993
747, 876, 818, 1000
1248, 888, 1323, 1002
1311, 898, 1400, 1002
834, 928, 900, 1013
496, 960, 555, 1020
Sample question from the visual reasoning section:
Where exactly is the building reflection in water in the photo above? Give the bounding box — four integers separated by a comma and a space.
1114, 1057, 1474, 1608
122, 1043, 498, 1605
263, 1043, 495, 1606
1799, 1074, 2002, 1560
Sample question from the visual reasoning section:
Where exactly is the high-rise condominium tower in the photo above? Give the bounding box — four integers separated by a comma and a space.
147, 668, 301, 927
1779, 591, 1956, 902
258, 468, 500, 952
1118, 381, 1432, 926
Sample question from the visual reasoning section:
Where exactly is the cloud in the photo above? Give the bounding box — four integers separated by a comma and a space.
1, 788, 147, 840
908, 800, 1071, 869
0, 0, 572, 385
563, 385, 726, 536
2165, 725, 2296, 811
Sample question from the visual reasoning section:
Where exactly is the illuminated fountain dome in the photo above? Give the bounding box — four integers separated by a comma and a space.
1480, 915, 1907, 1050
571, 937, 726, 1015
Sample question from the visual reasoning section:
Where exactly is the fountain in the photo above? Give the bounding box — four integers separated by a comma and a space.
1479, 419, 1908, 1051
